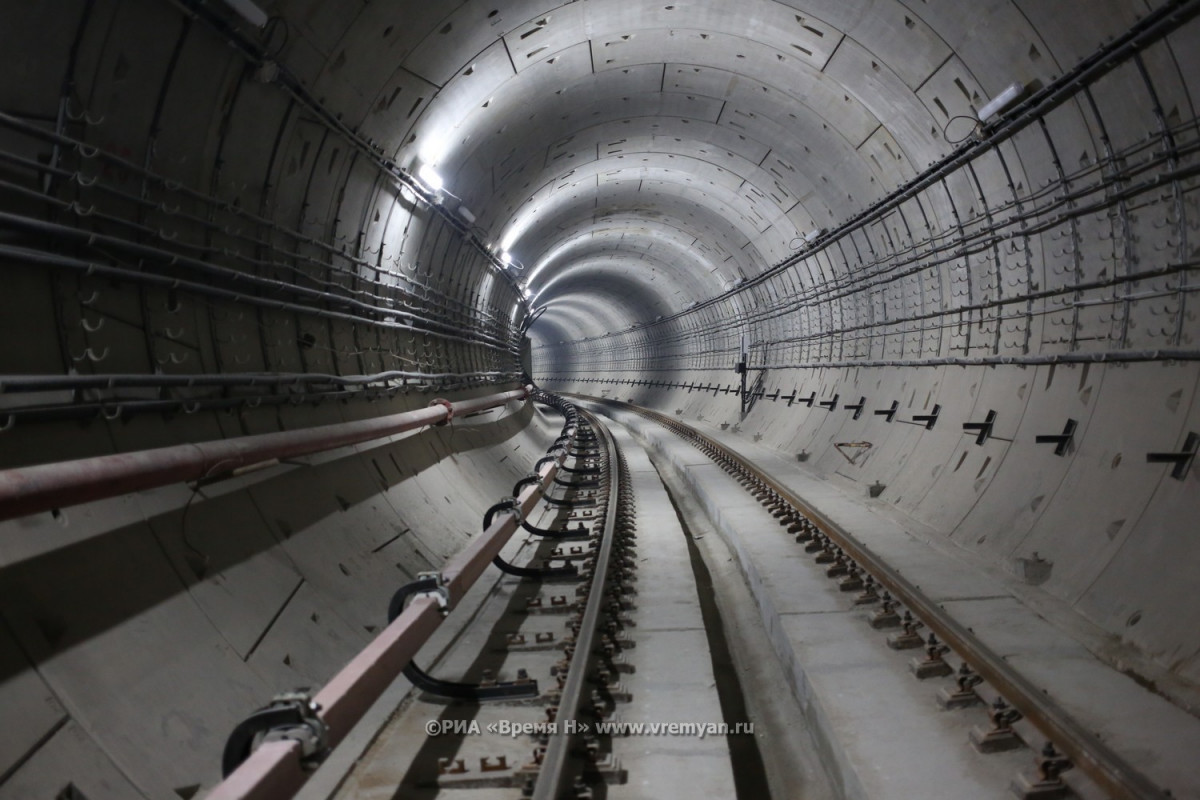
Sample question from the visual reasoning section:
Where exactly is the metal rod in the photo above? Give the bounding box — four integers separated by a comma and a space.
0, 387, 529, 522
0, 369, 516, 394
0, 244, 518, 356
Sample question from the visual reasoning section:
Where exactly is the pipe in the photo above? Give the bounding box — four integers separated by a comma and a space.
0, 140, 504, 329
0, 369, 518, 393
0, 213, 516, 351
539, 347, 1200, 376
207, 395, 580, 800
0, 244, 520, 356
164, 0, 525, 301
0, 386, 530, 522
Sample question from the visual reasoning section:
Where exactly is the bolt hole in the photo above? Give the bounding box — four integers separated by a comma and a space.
1111, 453, 1122, 469
1126, 611, 1142, 627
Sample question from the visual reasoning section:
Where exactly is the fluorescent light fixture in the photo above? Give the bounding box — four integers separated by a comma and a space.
977, 82, 1024, 123
499, 250, 513, 267
222, 0, 269, 27
458, 205, 476, 224
417, 164, 444, 192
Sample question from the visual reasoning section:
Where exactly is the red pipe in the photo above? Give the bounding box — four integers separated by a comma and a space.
207, 405, 580, 800
0, 387, 530, 522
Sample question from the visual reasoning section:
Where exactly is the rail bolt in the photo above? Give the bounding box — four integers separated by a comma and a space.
970, 697, 1025, 753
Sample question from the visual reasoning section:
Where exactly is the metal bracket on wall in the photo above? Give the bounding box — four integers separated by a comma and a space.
963, 410, 997, 445
1146, 431, 1199, 480
1035, 419, 1078, 456
874, 400, 899, 423
911, 405, 941, 430
845, 397, 866, 420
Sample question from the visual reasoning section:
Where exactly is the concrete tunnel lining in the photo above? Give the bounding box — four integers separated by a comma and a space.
1, 0, 1199, 797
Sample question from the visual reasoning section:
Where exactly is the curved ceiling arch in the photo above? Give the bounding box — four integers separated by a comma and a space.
306, 0, 1059, 365
524, 221, 726, 301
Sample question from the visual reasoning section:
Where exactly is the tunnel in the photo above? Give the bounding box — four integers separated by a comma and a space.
1, 0, 1199, 798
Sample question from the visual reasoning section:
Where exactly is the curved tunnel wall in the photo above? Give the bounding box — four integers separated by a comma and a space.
529, 1, 1200, 692
0, 0, 1198, 797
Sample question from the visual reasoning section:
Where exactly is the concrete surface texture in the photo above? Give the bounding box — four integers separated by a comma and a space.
0, 0, 1198, 798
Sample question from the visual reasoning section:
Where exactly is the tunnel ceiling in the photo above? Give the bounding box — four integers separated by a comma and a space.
288, 0, 1070, 344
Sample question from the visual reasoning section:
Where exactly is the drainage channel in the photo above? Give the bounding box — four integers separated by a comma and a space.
664, 482, 771, 799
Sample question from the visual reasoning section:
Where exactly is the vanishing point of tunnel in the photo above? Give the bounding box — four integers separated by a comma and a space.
1, 1, 1199, 799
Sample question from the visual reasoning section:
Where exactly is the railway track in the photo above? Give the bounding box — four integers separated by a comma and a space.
584, 395, 1174, 800
217, 389, 1185, 800
328, 399, 644, 799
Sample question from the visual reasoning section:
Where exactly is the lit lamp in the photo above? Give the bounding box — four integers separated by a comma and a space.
977, 82, 1025, 124
417, 163, 444, 193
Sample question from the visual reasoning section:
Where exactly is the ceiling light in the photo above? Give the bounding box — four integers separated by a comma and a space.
417, 164, 444, 192
977, 82, 1025, 123
499, 250, 513, 267
222, 0, 268, 27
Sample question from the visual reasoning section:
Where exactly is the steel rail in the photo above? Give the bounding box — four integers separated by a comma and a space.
600, 397, 1172, 800
206, 395, 580, 800
530, 407, 620, 800
0, 386, 529, 522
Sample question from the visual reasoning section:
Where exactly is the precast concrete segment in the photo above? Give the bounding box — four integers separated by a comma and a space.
597, 402, 1200, 800
2, 0, 1200, 795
